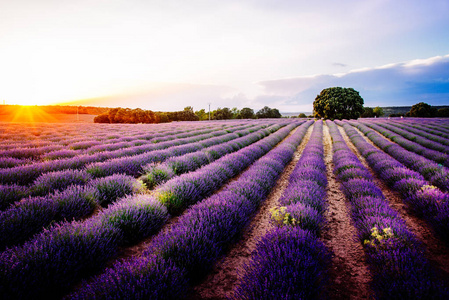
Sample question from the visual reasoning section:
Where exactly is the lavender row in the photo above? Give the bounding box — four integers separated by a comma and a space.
234, 120, 330, 300
0, 174, 144, 250
67, 120, 312, 299
328, 120, 447, 299
0, 192, 168, 299
154, 122, 307, 215
339, 121, 449, 242
349, 121, 449, 191
415, 121, 449, 137
139, 123, 286, 189
0, 168, 95, 211
366, 120, 449, 154
0, 144, 64, 160
387, 120, 449, 147
360, 121, 449, 166
414, 120, 449, 134
85, 123, 278, 178
0, 125, 247, 185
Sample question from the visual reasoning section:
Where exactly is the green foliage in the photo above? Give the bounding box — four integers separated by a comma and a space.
298, 113, 307, 118
93, 107, 199, 124
313, 87, 364, 120
270, 206, 297, 226
406, 102, 437, 117
238, 107, 255, 119
93, 114, 110, 123
437, 108, 449, 118
256, 106, 281, 118
361, 106, 383, 118
361, 107, 375, 118
195, 108, 209, 120
389, 113, 404, 117
213, 107, 233, 120
231, 107, 240, 119
373, 106, 384, 117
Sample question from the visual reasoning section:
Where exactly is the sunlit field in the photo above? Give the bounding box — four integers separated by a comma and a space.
1, 118, 449, 299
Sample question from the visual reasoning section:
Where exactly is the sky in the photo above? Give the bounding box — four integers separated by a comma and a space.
1, 0, 448, 113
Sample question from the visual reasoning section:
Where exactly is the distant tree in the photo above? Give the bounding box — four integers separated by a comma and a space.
213, 107, 233, 120
271, 108, 282, 118
406, 102, 437, 117
373, 106, 384, 117
361, 107, 375, 118
256, 106, 281, 118
157, 112, 169, 123
238, 107, 255, 119
437, 108, 449, 118
313, 87, 364, 120
108, 108, 120, 123
195, 108, 208, 120
93, 113, 110, 123
180, 106, 199, 121
298, 113, 307, 118
231, 107, 240, 119
389, 113, 404, 117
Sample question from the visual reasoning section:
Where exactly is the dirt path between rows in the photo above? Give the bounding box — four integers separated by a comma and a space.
189, 123, 315, 299
343, 123, 449, 286
322, 122, 374, 300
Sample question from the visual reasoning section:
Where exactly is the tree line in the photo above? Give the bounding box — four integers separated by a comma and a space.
94, 106, 282, 123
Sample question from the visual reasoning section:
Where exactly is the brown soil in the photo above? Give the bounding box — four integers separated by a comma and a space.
345, 124, 449, 285
189, 123, 315, 299
322, 123, 374, 300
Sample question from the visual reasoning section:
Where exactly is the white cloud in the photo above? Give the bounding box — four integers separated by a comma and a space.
257, 54, 449, 110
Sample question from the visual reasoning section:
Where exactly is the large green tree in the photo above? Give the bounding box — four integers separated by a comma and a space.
406, 102, 437, 117
213, 107, 233, 120
313, 87, 364, 120
256, 106, 281, 118
238, 107, 255, 119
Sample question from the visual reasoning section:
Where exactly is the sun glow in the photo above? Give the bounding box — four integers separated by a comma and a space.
4, 106, 58, 123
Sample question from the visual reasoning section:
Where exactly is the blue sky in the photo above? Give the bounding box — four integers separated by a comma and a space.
1, 0, 448, 112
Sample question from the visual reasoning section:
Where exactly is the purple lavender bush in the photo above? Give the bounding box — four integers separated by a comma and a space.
31, 169, 92, 196
0, 184, 29, 210
0, 185, 99, 250
89, 174, 144, 206
233, 227, 330, 300
0, 219, 122, 299
96, 194, 168, 245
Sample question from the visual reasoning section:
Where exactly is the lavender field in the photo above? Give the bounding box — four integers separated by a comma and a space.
1, 118, 449, 299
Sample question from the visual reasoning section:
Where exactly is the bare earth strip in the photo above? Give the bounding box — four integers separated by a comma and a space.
346, 124, 449, 286
189, 123, 315, 299
322, 123, 373, 300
